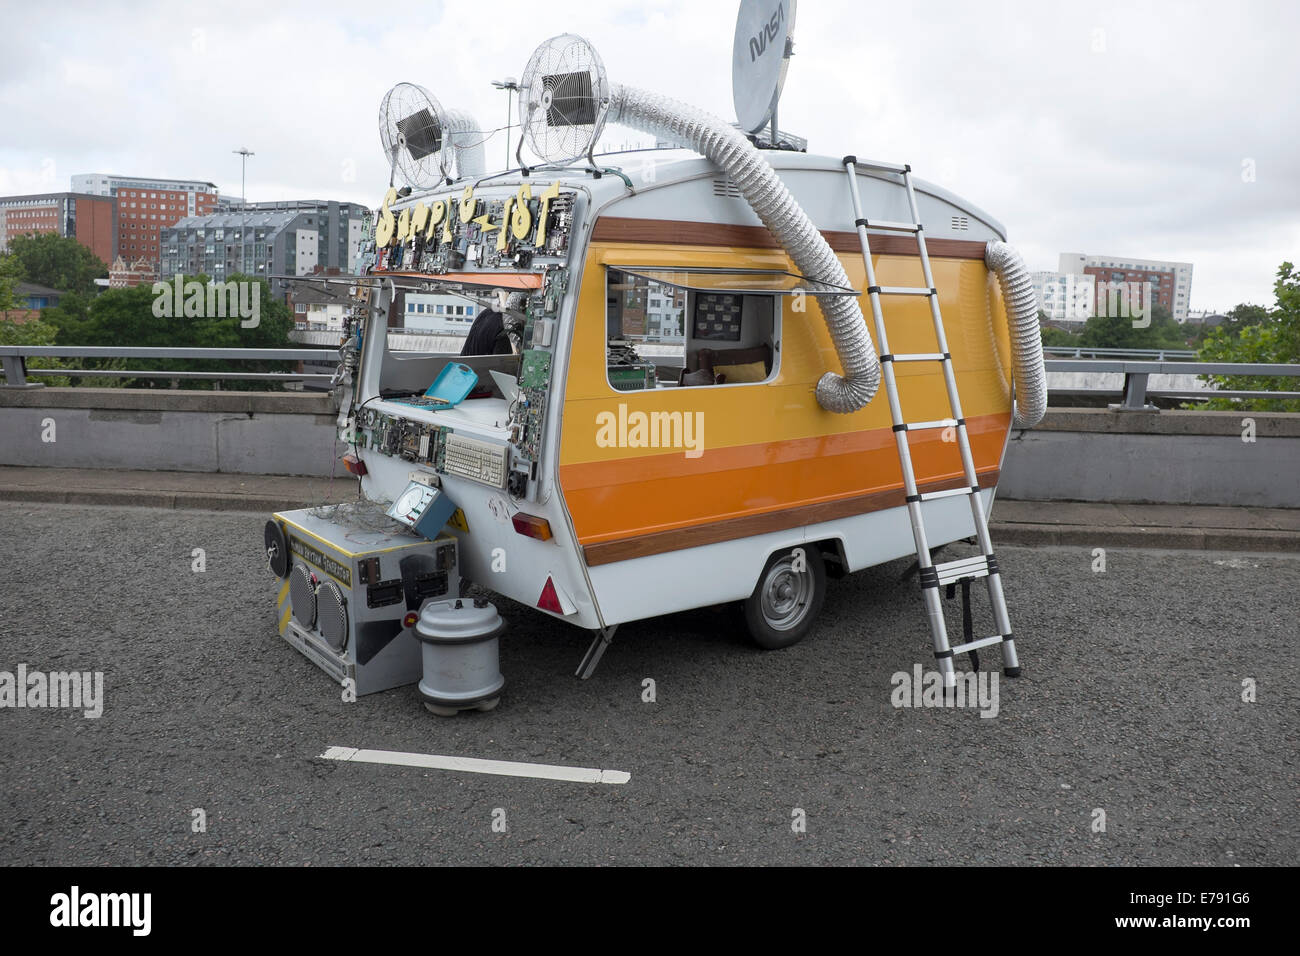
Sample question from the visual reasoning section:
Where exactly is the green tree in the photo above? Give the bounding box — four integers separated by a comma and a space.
0, 318, 74, 386
1040, 325, 1080, 348
1220, 302, 1270, 335
6, 233, 108, 294
1076, 305, 1189, 350
39, 274, 299, 389
0, 253, 22, 310
1193, 262, 1300, 412
42, 290, 92, 338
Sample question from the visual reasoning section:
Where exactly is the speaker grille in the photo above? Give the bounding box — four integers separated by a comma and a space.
289, 564, 317, 628
317, 581, 349, 652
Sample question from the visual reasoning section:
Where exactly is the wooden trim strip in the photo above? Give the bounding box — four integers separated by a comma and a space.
581, 468, 1000, 567
590, 217, 989, 260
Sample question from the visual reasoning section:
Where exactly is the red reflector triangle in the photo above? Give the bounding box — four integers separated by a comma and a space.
537, 576, 564, 614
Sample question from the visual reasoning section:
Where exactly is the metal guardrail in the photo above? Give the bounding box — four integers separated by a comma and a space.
1043, 346, 1198, 360
0, 346, 340, 387
3, 346, 1299, 408
1044, 359, 1300, 409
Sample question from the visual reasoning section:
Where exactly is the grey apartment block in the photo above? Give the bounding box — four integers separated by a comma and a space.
213, 199, 369, 278
159, 201, 369, 300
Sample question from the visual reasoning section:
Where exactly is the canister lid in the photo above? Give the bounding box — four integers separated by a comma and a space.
414, 599, 505, 643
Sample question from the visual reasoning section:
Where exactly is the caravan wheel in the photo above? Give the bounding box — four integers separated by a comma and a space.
743, 546, 826, 650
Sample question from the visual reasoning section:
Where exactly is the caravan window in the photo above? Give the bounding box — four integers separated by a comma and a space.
605, 268, 782, 391
605, 270, 687, 392
606, 267, 856, 392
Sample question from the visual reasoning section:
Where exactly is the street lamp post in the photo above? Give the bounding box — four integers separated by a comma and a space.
491, 78, 518, 168
233, 147, 254, 204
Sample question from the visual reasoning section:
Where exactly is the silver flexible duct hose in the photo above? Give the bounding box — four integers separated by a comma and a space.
985, 241, 1047, 428
444, 109, 485, 180
608, 83, 880, 413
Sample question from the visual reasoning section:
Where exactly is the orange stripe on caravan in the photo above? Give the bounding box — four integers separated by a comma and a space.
581, 467, 1001, 566
565, 425, 891, 487
560, 412, 1010, 553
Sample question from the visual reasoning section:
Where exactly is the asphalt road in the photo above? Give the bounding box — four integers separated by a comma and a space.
0, 501, 1295, 865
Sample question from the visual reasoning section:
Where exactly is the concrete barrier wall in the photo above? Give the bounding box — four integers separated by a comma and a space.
2, 391, 1298, 505
1001, 408, 1300, 508
0, 388, 344, 477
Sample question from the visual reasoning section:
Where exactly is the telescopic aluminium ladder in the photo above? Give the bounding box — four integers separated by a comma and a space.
842, 156, 1022, 690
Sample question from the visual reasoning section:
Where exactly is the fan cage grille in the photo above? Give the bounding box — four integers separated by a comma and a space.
520, 35, 608, 164
380, 83, 450, 188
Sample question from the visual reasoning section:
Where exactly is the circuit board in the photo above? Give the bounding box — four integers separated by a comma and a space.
345, 263, 570, 502
357, 408, 443, 466
513, 349, 552, 463
519, 348, 552, 390
389, 396, 451, 411
517, 392, 547, 463
372, 183, 575, 277
356, 407, 512, 491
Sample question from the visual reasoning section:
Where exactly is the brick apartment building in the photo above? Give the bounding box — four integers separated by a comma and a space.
1060, 253, 1193, 322
0, 192, 115, 264
0, 174, 218, 270
1083, 264, 1176, 317
72, 174, 219, 265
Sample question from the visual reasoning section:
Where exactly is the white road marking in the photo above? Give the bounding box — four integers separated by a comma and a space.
319, 746, 631, 785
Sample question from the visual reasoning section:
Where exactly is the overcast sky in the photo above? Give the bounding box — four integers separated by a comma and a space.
2, 0, 1296, 310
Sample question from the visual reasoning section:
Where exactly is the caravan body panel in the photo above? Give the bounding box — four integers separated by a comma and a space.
349, 150, 1019, 633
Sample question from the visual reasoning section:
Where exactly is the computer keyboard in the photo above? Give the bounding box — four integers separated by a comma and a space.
442, 433, 507, 488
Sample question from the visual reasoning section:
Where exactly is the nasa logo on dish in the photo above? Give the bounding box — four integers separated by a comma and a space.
748, 2, 786, 61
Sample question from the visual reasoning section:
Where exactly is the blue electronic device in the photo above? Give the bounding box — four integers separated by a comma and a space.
387, 481, 458, 540
424, 363, 479, 407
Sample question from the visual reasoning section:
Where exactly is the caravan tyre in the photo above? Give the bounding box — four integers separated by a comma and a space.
743, 546, 826, 650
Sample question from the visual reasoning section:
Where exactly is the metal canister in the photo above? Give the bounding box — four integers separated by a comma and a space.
413, 598, 506, 715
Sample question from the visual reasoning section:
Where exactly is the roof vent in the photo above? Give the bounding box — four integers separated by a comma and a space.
712, 177, 743, 199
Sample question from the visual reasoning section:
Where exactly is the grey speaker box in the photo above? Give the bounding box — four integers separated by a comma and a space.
267, 504, 460, 696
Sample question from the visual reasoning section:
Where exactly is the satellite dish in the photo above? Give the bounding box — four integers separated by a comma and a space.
732, 0, 797, 137
379, 82, 453, 188
518, 34, 610, 165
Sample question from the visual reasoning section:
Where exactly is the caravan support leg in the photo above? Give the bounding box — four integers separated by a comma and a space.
576, 625, 619, 680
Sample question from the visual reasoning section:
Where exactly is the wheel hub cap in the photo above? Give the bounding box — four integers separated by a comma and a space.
760, 561, 812, 631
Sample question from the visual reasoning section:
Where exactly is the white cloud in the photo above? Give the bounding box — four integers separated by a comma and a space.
1, 0, 1295, 309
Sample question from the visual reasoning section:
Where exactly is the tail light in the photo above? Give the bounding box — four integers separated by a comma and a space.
342, 453, 367, 476
512, 512, 552, 541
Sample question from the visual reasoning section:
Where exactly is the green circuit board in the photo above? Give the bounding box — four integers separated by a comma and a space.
519, 349, 552, 389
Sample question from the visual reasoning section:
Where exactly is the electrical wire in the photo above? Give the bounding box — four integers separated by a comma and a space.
450, 123, 513, 150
